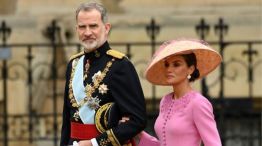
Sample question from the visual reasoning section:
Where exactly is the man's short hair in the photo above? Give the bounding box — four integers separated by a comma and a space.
75, 2, 108, 23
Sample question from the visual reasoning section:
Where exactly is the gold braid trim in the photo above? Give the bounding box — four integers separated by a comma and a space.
95, 103, 112, 133
124, 143, 132, 146
99, 138, 111, 146
106, 50, 125, 59
69, 58, 115, 108
103, 103, 111, 129
69, 51, 85, 61
68, 58, 79, 108
106, 129, 121, 146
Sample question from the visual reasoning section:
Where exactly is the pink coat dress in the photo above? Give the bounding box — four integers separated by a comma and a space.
138, 91, 221, 146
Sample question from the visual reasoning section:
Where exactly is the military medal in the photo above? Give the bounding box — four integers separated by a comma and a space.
69, 57, 115, 112
84, 60, 90, 80
86, 96, 101, 110
73, 111, 80, 121
98, 84, 108, 94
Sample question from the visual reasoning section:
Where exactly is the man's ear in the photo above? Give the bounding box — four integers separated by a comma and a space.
75, 24, 78, 32
105, 23, 111, 34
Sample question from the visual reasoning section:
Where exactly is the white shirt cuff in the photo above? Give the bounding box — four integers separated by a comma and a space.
91, 138, 99, 146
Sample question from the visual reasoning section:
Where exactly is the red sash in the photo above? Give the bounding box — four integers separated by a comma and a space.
70, 122, 99, 140
70, 122, 136, 146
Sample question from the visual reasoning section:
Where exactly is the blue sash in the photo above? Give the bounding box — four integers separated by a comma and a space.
72, 55, 95, 124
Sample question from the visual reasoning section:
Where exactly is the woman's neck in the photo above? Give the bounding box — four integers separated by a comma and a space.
172, 81, 193, 99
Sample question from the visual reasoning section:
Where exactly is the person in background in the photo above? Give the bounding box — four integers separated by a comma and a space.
137, 39, 222, 146
60, 2, 147, 146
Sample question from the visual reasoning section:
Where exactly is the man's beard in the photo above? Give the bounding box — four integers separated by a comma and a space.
80, 40, 98, 53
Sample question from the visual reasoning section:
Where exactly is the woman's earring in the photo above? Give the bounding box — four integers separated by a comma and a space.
187, 74, 191, 80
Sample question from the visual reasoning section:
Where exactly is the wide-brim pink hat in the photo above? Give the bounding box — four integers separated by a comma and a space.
145, 39, 222, 85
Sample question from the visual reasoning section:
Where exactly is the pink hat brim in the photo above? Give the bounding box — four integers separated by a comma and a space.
145, 40, 222, 85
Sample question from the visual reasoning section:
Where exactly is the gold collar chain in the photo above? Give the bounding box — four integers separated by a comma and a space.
68, 57, 115, 109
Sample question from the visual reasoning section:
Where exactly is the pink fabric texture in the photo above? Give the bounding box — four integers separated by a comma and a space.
138, 91, 221, 146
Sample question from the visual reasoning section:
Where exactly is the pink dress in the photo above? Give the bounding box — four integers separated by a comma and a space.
139, 91, 221, 146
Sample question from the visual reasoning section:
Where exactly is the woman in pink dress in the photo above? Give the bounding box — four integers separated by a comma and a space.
138, 39, 222, 146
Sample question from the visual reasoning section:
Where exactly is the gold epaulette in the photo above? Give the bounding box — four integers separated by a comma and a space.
106, 50, 125, 59
69, 51, 85, 61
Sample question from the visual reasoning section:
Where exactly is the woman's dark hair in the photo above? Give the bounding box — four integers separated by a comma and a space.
181, 53, 200, 82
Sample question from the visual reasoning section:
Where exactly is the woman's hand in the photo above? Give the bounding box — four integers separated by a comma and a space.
119, 116, 143, 144
119, 117, 130, 124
